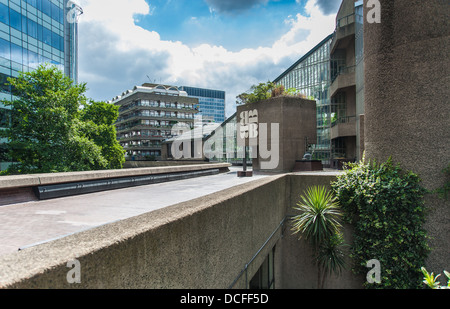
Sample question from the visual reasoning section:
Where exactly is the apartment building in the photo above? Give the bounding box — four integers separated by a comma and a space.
111, 84, 199, 160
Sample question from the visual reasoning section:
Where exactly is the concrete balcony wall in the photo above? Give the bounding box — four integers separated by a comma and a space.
331, 120, 357, 140
0, 172, 363, 289
329, 70, 356, 98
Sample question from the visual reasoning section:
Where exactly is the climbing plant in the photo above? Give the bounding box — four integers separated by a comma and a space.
331, 156, 430, 289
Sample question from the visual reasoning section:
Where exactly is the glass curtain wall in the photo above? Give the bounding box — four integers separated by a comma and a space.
0, 0, 75, 170
273, 35, 333, 165
180, 86, 226, 123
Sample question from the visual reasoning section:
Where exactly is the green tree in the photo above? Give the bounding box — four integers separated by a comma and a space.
236, 81, 274, 105
0, 64, 123, 174
80, 101, 125, 169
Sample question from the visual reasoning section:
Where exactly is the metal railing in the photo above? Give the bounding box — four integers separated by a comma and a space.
331, 65, 356, 84
331, 115, 356, 128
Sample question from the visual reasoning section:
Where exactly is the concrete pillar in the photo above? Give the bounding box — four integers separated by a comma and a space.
364, 0, 450, 273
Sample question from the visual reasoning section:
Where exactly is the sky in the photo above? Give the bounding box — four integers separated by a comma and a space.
76, 0, 341, 117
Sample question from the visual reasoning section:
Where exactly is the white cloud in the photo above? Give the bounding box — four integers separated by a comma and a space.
77, 0, 335, 117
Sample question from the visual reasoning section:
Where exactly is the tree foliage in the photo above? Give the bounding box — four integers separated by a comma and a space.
0, 64, 125, 174
331, 156, 430, 289
236, 81, 307, 105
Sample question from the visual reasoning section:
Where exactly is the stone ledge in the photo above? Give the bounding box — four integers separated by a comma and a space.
0, 163, 231, 190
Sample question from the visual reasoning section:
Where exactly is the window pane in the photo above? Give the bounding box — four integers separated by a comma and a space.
27, 18, 38, 39
10, 43, 22, 64
0, 3, 9, 25
43, 27, 52, 45
42, 0, 51, 16
9, 9, 21, 31
0, 38, 10, 59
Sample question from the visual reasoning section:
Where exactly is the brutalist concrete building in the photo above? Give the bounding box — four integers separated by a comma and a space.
110, 84, 199, 160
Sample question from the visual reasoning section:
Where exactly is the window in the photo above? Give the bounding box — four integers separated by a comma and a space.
41, 0, 51, 17
27, 18, 38, 39
0, 38, 10, 59
249, 248, 275, 289
42, 26, 52, 46
10, 43, 22, 64
9, 9, 21, 31
0, 3, 9, 25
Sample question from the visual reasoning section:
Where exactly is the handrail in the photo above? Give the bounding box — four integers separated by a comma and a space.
331, 65, 356, 83
331, 115, 356, 128
228, 216, 290, 289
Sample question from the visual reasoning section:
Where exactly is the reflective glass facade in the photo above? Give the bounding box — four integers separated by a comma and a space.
0, 0, 79, 170
180, 86, 226, 123
273, 34, 333, 165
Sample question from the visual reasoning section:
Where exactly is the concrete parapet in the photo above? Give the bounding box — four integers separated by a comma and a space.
0, 172, 362, 289
0, 163, 231, 190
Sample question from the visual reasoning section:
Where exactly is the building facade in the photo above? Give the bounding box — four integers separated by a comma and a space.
273, 34, 333, 166
179, 86, 225, 124
111, 84, 199, 160
0, 0, 81, 170
329, 0, 357, 166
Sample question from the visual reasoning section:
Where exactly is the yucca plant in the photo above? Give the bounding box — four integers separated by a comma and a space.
291, 185, 346, 288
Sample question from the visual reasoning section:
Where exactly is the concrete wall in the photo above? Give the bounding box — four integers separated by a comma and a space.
237, 97, 317, 173
364, 0, 450, 273
0, 172, 363, 289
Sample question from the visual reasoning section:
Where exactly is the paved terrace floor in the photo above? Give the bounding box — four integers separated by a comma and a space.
0, 166, 272, 257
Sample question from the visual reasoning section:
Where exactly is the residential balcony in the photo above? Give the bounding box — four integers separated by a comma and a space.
329, 65, 356, 98
331, 116, 356, 140
330, 13, 355, 53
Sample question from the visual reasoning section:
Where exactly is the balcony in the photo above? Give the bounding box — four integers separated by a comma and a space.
331, 115, 356, 140
329, 65, 356, 98
330, 13, 355, 53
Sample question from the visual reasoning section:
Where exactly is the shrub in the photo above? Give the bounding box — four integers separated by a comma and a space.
331, 157, 430, 289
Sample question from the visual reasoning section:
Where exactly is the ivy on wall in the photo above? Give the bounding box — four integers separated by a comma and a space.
331, 157, 430, 289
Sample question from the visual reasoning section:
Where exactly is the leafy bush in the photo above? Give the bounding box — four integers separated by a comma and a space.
236, 81, 307, 105
331, 157, 430, 289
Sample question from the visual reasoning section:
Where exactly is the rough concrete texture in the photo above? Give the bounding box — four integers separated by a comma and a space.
364, 0, 450, 273
0, 171, 364, 289
237, 97, 317, 173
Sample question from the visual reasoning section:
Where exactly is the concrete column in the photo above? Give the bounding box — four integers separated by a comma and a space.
364, 0, 450, 273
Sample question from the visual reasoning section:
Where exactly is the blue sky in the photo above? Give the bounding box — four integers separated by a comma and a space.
135, 0, 310, 51
77, 0, 341, 117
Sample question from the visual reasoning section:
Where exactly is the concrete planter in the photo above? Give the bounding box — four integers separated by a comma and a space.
237, 96, 317, 173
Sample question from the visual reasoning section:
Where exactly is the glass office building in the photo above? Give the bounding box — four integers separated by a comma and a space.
273, 34, 333, 165
179, 86, 226, 123
0, 0, 81, 170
